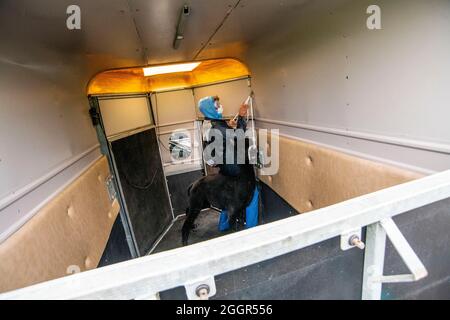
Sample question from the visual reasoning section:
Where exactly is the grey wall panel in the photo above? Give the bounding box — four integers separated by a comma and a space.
245, 0, 450, 172
0, 0, 144, 233
193, 79, 251, 118
257, 121, 448, 174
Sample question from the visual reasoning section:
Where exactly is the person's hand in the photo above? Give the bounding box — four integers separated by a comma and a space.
228, 119, 237, 128
239, 104, 249, 117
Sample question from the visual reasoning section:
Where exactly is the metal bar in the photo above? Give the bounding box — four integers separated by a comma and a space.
150, 76, 251, 94
95, 93, 149, 100
2, 169, 450, 299
373, 274, 415, 283
162, 159, 203, 167
158, 127, 196, 136
148, 95, 176, 221
146, 216, 179, 256
362, 222, 386, 300
92, 97, 140, 258
255, 118, 450, 155
380, 218, 428, 281
156, 120, 195, 129
134, 292, 160, 300
90, 77, 251, 97
197, 120, 209, 176
107, 125, 156, 142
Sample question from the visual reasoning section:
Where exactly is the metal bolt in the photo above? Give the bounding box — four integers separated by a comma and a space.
349, 235, 365, 250
195, 284, 210, 300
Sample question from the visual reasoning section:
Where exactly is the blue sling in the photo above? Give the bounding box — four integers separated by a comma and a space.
218, 187, 259, 231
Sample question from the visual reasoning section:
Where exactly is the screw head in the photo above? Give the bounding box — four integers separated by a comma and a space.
195, 284, 210, 299
349, 235, 365, 250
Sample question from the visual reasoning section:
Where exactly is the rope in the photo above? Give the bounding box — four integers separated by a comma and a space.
122, 167, 159, 191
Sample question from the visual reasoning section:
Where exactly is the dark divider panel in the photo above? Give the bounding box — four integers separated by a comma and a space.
111, 128, 172, 255
167, 170, 204, 216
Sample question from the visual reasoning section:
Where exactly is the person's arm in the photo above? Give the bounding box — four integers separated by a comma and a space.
228, 104, 249, 129
236, 115, 247, 131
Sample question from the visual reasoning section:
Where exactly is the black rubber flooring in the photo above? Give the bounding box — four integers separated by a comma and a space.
150, 209, 233, 254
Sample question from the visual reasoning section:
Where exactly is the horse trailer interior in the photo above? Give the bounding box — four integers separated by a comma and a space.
0, 0, 450, 301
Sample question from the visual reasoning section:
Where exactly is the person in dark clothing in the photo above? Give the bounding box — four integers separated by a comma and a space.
198, 95, 259, 232
199, 95, 249, 177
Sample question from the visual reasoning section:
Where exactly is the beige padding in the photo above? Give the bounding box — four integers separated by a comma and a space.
259, 135, 423, 214
0, 156, 120, 293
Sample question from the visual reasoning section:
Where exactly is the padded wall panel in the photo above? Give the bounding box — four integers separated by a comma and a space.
0, 156, 119, 293
110, 128, 172, 255
259, 134, 423, 213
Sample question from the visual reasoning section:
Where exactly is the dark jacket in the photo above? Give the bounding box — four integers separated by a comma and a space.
205, 116, 247, 177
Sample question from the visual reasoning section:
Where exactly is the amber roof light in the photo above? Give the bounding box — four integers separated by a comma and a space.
87, 58, 250, 95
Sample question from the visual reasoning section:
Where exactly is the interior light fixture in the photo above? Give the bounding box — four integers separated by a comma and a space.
143, 62, 201, 76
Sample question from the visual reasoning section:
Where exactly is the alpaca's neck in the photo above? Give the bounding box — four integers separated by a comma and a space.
239, 164, 255, 179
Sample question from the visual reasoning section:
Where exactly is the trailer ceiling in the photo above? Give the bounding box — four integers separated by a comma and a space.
1, 0, 313, 79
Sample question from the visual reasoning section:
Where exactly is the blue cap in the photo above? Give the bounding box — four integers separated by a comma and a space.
198, 96, 222, 120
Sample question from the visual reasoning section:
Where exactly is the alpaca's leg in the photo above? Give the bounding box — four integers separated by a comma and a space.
181, 206, 201, 246
228, 206, 246, 231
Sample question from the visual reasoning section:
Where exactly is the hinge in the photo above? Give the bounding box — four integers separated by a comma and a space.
105, 175, 117, 202
89, 107, 100, 126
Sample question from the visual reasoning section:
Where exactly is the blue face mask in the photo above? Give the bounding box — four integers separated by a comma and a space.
198, 96, 223, 120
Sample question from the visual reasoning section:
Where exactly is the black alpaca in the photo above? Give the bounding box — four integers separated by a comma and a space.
181, 140, 256, 246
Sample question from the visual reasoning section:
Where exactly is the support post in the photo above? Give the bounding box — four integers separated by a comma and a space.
362, 222, 386, 300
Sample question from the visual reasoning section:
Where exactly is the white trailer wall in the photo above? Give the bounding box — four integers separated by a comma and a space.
245, 0, 450, 173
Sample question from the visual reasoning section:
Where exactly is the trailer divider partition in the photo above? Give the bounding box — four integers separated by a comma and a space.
1, 168, 450, 300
